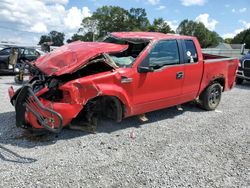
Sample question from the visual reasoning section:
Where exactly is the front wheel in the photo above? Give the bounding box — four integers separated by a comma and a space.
199, 83, 222, 111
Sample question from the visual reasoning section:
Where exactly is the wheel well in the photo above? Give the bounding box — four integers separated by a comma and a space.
200, 77, 225, 98
73, 96, 124, 124
212, 77, 225, 91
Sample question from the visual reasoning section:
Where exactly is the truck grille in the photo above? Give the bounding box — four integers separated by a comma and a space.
243, 59, 250, 69
244, 70, 250, 77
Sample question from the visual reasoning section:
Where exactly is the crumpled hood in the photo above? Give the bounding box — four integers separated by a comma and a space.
34, 41, 128, 76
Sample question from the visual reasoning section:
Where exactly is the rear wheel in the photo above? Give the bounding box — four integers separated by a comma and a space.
236, 77, 244, 85
199, 83, 222, 111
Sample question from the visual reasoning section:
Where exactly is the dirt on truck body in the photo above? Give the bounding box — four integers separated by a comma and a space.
8, 32, 239, 133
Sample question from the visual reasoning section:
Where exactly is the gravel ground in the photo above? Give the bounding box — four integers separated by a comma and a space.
0, 76, 249, 188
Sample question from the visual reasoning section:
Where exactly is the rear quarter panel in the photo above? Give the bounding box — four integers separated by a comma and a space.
199, 58, 238, 95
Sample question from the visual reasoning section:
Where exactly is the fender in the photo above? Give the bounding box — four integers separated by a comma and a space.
60, 80, 133, 117
199, 75, 226, 96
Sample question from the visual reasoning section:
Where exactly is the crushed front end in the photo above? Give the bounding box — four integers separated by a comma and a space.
9, 74, 83, 133
8, 41, 130, 133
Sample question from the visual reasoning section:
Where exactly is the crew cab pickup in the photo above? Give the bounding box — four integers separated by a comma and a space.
8, 32, 239, 133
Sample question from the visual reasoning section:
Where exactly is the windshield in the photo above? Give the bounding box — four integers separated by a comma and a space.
103, 36, 149, 67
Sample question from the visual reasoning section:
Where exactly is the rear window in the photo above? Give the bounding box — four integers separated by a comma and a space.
184, 40, 198, 63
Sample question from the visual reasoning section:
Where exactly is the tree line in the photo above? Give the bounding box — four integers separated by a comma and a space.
38, 6, 250, 48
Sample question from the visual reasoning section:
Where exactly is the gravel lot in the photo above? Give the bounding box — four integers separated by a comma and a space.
0, 76, 249, 187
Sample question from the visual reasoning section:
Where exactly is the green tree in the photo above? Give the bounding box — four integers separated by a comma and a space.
91, 6, 130, 37
176, 19, 221, 48
231, 28, 250, 48
209, 31, 223, 46
38, 35, 51, 45
148, 18, 174, 33
224, 38, 233, 44
128, 8, 150, 31
66, 34, 85, 43
78, 6, 151, 39
67, 32, 97, 43
38, 31, 65, 46
79, 17, 99, 41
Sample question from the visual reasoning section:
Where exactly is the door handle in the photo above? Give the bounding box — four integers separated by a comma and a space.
176, 71, 184, 79
121, 76, 133, 83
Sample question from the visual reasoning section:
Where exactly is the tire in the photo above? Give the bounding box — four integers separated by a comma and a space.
199, 83, 222, 111
236, 77, 244, 85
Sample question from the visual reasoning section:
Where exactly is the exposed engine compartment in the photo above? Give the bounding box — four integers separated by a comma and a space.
54, 56, 114, 83
28, 55, 115, 99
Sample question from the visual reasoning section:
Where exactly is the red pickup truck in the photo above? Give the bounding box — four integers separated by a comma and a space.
9, 32, 238, 133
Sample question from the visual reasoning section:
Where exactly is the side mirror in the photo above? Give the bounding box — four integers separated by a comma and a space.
138, 53, 154, 73
138, 66, 154, 73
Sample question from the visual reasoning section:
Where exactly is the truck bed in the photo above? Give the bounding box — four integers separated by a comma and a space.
199, 53, 239, 94
203, 53, 234, 61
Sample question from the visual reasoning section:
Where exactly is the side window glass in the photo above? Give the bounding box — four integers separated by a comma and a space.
184, 40, 198, 63
20, 48, 24, 54
24, 49, 29, 55
0, 48, 11, 55
149, 40, 180, 69
27, 49, 36, 55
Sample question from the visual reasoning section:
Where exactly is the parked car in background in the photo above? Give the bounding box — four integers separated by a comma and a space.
0, 46, 42, 74
8, 32, 238, 133
236, 50, 250, 84
235, 30, 250, 85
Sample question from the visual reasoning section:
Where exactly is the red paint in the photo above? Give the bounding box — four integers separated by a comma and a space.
8, 86, 14, 99
34, 42, 128, 76
10, 32, 239, 131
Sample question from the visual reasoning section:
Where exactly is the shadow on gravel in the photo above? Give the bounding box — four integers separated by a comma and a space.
0, 144, 37, 163
0, 103, 205, 148
2, 80, 29, 86
235, 81, 250, 90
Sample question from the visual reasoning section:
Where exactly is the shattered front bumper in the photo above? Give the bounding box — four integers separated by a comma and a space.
9, 85, 64, 133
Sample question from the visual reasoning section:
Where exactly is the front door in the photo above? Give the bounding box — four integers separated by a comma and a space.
132, 39, 185, 114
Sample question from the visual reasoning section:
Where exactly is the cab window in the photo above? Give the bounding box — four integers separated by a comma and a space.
149, 40, 180, 69
184, 40, 198, 63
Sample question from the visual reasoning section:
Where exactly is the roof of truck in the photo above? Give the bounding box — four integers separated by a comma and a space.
111, 32, 195, 40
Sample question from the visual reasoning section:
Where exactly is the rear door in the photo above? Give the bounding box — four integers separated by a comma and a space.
132, 39, 185, 114
181, 39, 203, 100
